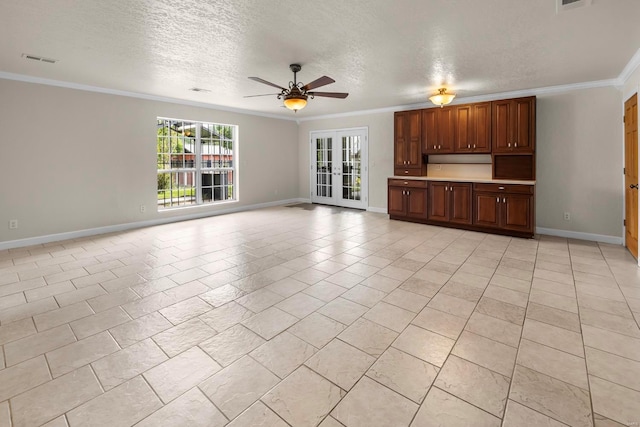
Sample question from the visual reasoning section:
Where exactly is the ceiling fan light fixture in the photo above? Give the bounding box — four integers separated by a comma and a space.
429, 88, 456, 107
283, 94, 308, 111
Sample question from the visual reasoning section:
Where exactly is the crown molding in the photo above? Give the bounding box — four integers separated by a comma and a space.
4, 44, 640, 126
0, 71, 298, 122
617, 48, 640, 86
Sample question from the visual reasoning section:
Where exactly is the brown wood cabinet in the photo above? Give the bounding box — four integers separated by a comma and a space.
473, 183, 534, 235
388, 178, 534, 238
427, 181, 472, 224
492, 97, 535, 153
423, 108, 455, 154
454, 103, 492, 153
388, 179, 428, 220
394, 110, 426, 176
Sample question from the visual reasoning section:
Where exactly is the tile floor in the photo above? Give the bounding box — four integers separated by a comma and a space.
1, 204, 640, 427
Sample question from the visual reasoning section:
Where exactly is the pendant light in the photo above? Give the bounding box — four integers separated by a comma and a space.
429, 88, 456, 108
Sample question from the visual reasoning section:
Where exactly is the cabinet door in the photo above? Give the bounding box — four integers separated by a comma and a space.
492, 100, 512, 153
406, 110, 422, 166
422, 109, 438, 154
472, 102, 492, 153
406, 188, 428, 219
474, 193, 501, 228
437, 107, 455, 153
449, 183, 472, 224
454, 105, 473, 152
513, 97, 535, 152
428, 182, 449, 221
503, 194, 533, 232
394, 112, 407, 168
388, 186, 406, 217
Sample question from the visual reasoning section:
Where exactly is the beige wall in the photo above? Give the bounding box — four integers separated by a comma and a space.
0, 78, 629, 245
297, 112, 394, 210
298, 87, 625, 239
0, 79, 299, 243
536, 87, 623, 237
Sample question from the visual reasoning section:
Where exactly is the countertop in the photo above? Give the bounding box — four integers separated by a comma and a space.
390, 176, 536, 185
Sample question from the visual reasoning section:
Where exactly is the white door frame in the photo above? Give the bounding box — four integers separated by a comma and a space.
310, 127, 369, 210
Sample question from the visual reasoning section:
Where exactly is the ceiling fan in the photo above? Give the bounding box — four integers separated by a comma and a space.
246, 64, 349, 112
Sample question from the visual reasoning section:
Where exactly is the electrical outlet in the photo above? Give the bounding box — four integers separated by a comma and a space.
140, 205, 146, 213
563, 212, 571, 221
9, 219, 18, 229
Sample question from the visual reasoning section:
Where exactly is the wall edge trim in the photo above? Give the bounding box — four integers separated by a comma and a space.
367, 207, 388, 214
536, 227, 623, 245
0, 198, 308, 251
0, 71, 297, 122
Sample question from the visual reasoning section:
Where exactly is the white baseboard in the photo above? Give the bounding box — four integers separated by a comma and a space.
367, 206, 388, 214
0, 198, 308, 251
535, 227, 624, 245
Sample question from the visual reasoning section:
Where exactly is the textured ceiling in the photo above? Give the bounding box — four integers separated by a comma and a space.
1, 0, 639, 118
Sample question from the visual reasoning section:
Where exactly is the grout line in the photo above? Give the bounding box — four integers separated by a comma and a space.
568, 241, 597, 427
407, 233, 512, 426
498, 237, 540, 427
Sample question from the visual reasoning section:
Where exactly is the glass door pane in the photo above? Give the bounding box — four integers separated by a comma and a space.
341, 135, 361, 201
315, 137, 333, 200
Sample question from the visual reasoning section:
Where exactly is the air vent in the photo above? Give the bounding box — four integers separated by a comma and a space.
189, 88, 211, 92
22, 54, 58, 64
557, 0, 591, 13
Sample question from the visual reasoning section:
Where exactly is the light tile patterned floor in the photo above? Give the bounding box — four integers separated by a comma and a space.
1, 204, 640, 427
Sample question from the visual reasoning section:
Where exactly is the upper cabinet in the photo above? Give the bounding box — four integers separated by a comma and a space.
423, 108, 454, 154
492, 96, 536, 153
423, 102, 491, 154
454, 102, 491, 153
394, 110, 425, 176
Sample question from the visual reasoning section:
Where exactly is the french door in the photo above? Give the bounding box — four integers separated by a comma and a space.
310, 128, 368, 209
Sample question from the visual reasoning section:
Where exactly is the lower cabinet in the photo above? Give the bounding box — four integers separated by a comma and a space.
427, 182, 472, 225
388, 179, 534, 237
388, 180, 428, 220
473, 183, 534, 234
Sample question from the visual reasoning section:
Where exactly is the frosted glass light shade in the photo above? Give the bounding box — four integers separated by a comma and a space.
283, 96, 307, 111
429, 88, 456, 107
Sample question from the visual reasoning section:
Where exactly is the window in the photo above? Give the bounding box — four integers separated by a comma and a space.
157, 118, 236, 209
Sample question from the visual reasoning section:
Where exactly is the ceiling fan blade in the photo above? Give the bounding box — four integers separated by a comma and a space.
308, 91, 349, 99
248, 77, 286, 91
243, 93, 280, 98
302, 76, 335, 91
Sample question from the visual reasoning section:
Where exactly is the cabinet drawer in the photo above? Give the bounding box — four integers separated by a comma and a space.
394, 167, 424, 177
389, 179, 428, 188
473, 183, 533, 194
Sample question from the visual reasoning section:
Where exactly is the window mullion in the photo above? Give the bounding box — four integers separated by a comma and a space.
196, 124, 202, 205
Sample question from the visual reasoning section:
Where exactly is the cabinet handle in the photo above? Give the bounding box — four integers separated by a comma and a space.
515, 142, 518, 147
404, 181, 408, 185
467, 144, 470, 149
404, 170, 409, 174
496, 197, 499, 203
503, 198, 506, 203
438, 145, 441, 149
408, 191, 411, 195
473, 144, 476, 149
508, 143, 511, 148
498, 186, 505, 190
433, 145, 436, 150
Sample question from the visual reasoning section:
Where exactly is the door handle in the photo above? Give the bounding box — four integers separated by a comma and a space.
631, 184, 639, 189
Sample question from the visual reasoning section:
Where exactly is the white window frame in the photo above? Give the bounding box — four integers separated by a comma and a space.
156, 117, 238, 210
